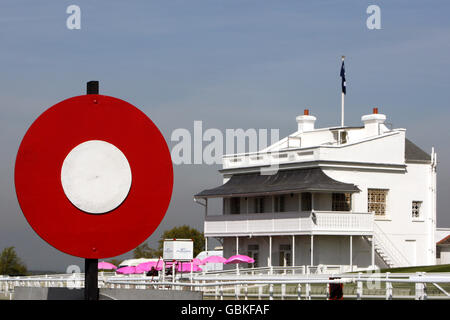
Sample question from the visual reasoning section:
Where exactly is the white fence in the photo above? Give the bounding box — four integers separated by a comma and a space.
1, 268, 450, 300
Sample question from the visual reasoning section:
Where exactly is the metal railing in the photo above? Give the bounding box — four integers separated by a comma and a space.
1, 269, 450, 300
372, 222, 411, 267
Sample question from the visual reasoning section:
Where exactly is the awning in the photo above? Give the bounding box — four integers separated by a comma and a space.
195, 167, 360, 198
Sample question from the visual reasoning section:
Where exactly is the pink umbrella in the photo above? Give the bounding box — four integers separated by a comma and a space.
225, 255, 255, 264
116, 266, 136, 274
201, 255, 227, 264
177, 262, 203, 273
135, 260, 164, 273
192, 258, 205, 265
98, 261, 117, 270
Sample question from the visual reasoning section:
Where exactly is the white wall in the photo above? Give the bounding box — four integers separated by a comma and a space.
439, 247, 450, 264
324, 161, 434, 266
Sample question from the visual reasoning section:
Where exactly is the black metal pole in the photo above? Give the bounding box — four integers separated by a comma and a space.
85, 80, 99, 301
85, 258, 99, 300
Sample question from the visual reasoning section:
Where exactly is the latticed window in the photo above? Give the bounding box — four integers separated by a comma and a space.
332, 193, 351, 211
368, 189, 388, 216
412, 201, 422, 219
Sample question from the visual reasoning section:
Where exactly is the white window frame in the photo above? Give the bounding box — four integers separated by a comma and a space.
412, 200, 424, 221
368, 188, 389, 220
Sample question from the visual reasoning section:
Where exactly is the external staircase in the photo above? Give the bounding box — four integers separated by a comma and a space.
364, 223, 410, 268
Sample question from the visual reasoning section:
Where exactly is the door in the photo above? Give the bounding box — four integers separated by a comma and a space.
279, 244, 292, 266
247, 244, 259, 268
404, 240, 417, 266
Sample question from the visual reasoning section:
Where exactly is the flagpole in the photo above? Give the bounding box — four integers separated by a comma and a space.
341, 55, 345, 127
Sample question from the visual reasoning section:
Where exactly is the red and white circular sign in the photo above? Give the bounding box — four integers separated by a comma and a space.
14, 94, 173, 259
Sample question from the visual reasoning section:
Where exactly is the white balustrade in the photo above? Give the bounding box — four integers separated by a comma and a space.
205, 211, 374, 236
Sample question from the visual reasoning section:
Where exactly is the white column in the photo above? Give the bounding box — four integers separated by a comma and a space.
292, 235, 295, 267
371, 235, 375, 268
205, 237, 208, 254
269, 236, 272, 267
310, 235, 314, 266
236, 236, 239, 273
350, 235, 353, 272
341, 92, 345, 127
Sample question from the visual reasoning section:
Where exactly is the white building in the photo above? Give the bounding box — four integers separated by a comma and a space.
195, 108, 438, 270
436, 228, 450, 264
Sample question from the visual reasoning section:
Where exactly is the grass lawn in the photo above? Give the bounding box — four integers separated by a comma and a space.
378, 264, 450, 273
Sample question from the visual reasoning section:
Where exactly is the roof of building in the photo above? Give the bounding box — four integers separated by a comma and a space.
437, 235, 450, 245
195, 167, 360, 198
405, 138, 431, 162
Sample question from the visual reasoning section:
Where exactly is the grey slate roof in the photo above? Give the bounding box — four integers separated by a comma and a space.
195, 167, 360, 198
405, 138, 431, 163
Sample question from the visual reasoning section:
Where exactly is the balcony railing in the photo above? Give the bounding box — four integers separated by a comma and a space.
204, 211, 374, 236
222, 149, 316, 169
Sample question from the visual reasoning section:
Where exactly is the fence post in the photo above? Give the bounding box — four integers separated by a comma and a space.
258, 285, 263, 300
356, 272, 363, 300
306, 282, 311, 300
269, 283, 274, 300
326, 283, 330, 300
297, 283, 302, 300
415, 272, 427, 300
220, 285, 224, 300
281, 283, 286, 300
356, 281, 363, 300
385, 272, 392, 300
244, 284, 248, 300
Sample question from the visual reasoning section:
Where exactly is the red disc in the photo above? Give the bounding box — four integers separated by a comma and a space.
14, 95, 173, 259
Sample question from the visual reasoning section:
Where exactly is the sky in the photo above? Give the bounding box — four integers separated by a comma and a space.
1, 1, 450, 271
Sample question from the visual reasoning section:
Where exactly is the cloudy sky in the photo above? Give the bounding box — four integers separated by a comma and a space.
1, 1, 450, 271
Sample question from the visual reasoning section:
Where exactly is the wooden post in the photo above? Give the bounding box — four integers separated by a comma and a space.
84, 80, 99, 301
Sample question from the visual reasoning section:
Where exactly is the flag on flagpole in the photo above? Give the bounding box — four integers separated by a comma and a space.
340, 60, 346, 95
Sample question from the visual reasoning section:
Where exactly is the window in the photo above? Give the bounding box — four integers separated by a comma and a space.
340, 131, 348, 144
274, 195, 285, 212
254, 197, 264, 213
230, 197, 240, 214
332, 193, 351, 211
368, 189, 388, 217
301, 192, 312, 211
279, 244, 292, 266
412, 201, 422, 220
247, 244, 259, 268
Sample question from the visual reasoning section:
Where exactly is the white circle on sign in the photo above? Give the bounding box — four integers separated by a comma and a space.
60, 140, 132, 214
